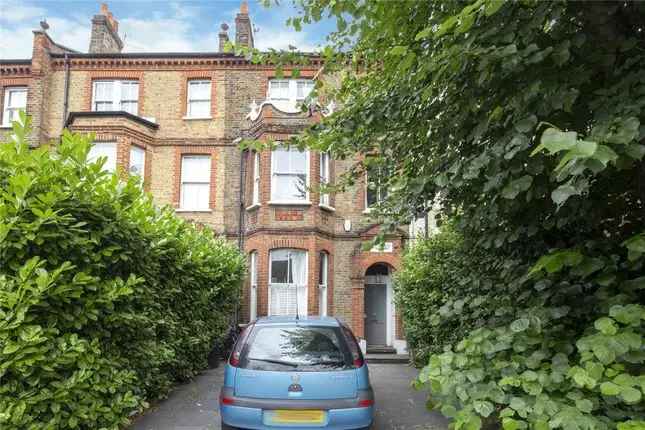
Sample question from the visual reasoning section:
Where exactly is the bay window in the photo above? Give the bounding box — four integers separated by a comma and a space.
92, 80, 139, 115
180, 155, 211, 210
88, 142, 117, 172
318, 251, 328, 317
2, 87, 27, 126
186, 79, 211, 118
129, 145, 145, 179
271, 145, 309, 203
249, 251, 258, 321
269, 249, 308, 316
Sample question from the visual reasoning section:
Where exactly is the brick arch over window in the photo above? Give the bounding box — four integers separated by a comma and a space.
243, 233, 333, 320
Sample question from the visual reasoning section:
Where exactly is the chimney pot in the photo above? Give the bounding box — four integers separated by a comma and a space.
89, 3, 123, 53
235, 1, 254, 49
219, 22, 230, 52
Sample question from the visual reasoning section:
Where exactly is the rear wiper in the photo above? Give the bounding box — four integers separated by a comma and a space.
308, 360, 345, 366
248, 357, 298, 367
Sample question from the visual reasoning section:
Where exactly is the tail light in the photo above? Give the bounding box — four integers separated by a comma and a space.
220, 396, 235, 406
358, 399, 374, 407
341, 325, 365, 368
228, 324, 252, 367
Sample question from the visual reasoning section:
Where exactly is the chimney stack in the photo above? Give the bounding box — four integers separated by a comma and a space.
219, 23, 230, 52
89, 3, 123, 53
235, 1, 254, 49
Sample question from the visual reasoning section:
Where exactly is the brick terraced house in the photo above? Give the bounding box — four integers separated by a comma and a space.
0, 2, 413, 354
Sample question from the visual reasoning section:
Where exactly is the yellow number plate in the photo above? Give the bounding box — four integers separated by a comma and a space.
273, 409, 325, 423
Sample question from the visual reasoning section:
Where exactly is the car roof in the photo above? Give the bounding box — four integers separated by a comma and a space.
253, 316, 342, 327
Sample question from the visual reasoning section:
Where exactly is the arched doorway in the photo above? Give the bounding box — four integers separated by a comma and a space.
364, 263, 393, 347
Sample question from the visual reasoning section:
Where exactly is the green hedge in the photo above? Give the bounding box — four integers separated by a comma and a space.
395, 224, 530, 366
396, 225, 645, 429
0, 116, 246, 429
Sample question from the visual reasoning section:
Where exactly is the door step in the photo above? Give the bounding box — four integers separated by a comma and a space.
366, 346, 397, 354
365, 353, 410, 364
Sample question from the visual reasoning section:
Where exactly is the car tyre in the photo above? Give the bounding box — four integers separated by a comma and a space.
220, 420, 238, 430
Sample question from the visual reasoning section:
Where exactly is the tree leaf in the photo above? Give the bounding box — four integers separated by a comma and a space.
551, 184, 579, 205
575, 398, 593, 413
474, 400, 495, 418
515, 115, 537, 133
594, 317, 618, 335
501, 175, 533, 199
502, 417, 520, 430
619, 386, 642, 404
485, 0, 505, 16
510, 318, 530, 332
531, 128, 577, 156
600, 381, 621, 396
625, 144, 645, 160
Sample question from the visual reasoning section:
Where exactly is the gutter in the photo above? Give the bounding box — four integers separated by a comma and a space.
64, 111, 159, 130
62, 53, 70, 129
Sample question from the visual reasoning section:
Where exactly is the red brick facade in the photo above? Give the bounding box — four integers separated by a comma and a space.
0, 2, 408, 352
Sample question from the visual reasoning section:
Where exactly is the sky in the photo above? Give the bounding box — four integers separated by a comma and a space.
0, 0, 335, 59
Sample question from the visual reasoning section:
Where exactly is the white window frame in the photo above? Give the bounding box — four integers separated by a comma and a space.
268, 249, 308, 316
2, 87, 27, 127
179, 155, 211, 211
249, 251, 258, 321
252, 152, 260, 205
91, 80, 139, 115
319, 152, 331, 207
318, 251, 328, 317
88, 141, 117, 173
270, 145, 310, 204
129, 145, 145, 179
267, 79, 314, 109
186, 79, 212, 119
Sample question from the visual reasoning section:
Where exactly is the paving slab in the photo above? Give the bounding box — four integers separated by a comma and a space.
129, 362, 448, 430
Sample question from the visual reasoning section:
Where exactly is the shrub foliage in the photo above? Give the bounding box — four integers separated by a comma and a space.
246, 0, 645, 429
0, 116, 245, 429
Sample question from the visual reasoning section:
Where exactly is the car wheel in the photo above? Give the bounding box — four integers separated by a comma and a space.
220, 420, 238, 430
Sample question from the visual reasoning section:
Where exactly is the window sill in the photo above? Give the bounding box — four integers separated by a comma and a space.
268, 200, 312, 206
246, 203, 261, 211
319, 203, 336, 212
183, 116, 213, 120
175, 208, 213, 213
362, 208, 375, 215
0, 125, 12, 129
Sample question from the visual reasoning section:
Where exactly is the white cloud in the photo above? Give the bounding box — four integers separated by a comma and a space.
0, 1, 322, 58
0, 3, 45, 23
0, 24, 34, 58
119, 17, 220, 52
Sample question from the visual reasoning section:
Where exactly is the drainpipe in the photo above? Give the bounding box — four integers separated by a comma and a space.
235, 140, 247, 327
237, 147, 247, 251
61, 53, 70, 130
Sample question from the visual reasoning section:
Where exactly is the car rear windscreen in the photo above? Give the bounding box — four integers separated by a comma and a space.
239, 325, 353, 371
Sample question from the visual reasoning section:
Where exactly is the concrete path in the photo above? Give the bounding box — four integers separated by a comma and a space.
129, 363, 448, 430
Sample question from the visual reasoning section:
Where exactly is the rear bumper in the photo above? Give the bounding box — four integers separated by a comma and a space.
220, 387, 374, 429
221, 404, 373, 430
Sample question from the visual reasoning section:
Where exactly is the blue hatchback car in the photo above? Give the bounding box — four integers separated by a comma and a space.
220, 316, 374, 430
